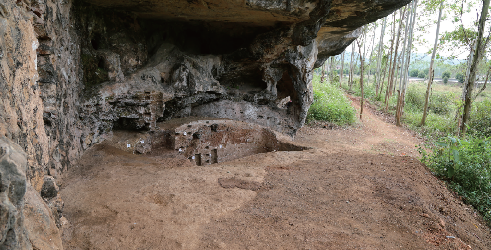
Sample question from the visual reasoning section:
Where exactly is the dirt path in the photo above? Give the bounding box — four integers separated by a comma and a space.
60, 98, 491, 250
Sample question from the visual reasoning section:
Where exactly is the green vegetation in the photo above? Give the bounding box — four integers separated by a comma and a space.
469, 99, 491, 138
419, 136, 491, 224
456, 73, 465, 83
403, 86, 458, 137
443, 76, 449, 84
307, 75, 356, 125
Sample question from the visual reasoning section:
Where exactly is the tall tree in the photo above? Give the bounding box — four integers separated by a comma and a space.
385, 8, 406, 111
460, 0, 490, 135
376, 17, 388, 97
382, 12, 397, 101
321, 60, 326, 83
340, 51, 345, 87
396, 0, 418, 127
330, 56, 335, 82
368, 23, 378, 84
379, 54, 389, 100
421, 0, 444, 126
349, 42, 356, 91
394, 4, 411, 119
356, 37, 366, 120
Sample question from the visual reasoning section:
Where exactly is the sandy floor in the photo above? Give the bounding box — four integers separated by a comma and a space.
60, 97, 491, 250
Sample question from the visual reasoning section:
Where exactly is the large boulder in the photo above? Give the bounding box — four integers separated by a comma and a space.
0, 136, 63, 250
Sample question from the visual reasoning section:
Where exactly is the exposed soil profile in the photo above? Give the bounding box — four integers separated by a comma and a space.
60, 99, 491, 249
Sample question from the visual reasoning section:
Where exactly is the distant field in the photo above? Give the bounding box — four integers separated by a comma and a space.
408, 79, 491, 102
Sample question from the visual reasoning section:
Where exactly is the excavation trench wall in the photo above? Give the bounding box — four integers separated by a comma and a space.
108, 119, 307, 166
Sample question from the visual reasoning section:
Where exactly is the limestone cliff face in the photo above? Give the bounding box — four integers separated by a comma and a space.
0, 0, 409, 248
1, 0, 77, 249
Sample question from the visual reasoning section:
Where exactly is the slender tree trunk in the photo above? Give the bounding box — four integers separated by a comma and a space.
383, 12, 396, 105
396, 4, 411, 125
394, 58, 401, 94
330, 56, 334, 82
363, 32, 367, 82
340, 51, 345, 87
368, 24, 377, 84
398, 5, 411, 93
349, 42, 355, 91
455, 44, 476, 128
421, 0, 444, 126
380, 57, 388, 99
357, 39, 365, 120
460, 0, 490, 135
385, 8, 405, 111
321, 60, 326, 83
403, 1, 417, 97
376, 17, 387, 97
326, 58, 330, 82
396, 0, 418, 127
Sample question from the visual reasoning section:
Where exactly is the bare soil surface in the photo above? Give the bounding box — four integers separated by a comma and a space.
60, 97, 491, 249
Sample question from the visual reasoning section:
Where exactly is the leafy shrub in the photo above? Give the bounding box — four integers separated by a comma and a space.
410, 69, 419, 77
456, 73, 465, 83
331, 75, 340, 84
308, 75, 356, 125
443, 76, 449, 84
405, 84, 426, 111
420, 137, 491, 225
442, 71, 451, 79
418, 71, 427, 79
469, 99, 491, 137
430, 91, 456, 115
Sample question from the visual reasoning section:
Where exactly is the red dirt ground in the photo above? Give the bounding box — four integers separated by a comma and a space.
60, 98, 491, 249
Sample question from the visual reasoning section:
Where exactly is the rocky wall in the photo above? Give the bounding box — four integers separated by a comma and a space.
1, 0, 79, 249
1, 0, 85, 187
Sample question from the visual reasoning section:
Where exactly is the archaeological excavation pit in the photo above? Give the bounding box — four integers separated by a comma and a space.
108, 118, 309, 166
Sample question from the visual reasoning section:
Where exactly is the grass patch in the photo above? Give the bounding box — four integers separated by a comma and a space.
307, 74, 356, 125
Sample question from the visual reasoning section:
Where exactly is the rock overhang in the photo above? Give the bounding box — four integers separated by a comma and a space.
76, 0, 411, 140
